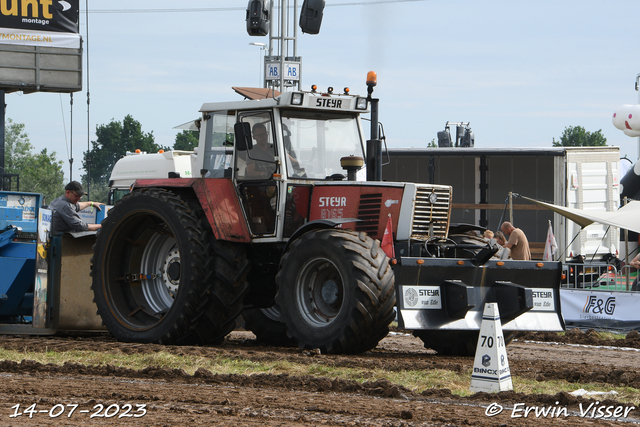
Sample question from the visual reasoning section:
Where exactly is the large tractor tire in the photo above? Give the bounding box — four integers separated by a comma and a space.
413, 331, 516, 356
242, 305, 297, 347
91, 188, 249, 345
275, 229, 396, 354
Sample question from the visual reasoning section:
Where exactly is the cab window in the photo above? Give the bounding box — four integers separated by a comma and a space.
202, 110, 234, 178
236, 112, 277, 180
280, 109, 364, 179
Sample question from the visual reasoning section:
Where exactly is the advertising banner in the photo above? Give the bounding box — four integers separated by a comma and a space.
0, 0, 79, 48
33, 208, 52, 328
560, 289, 640, 332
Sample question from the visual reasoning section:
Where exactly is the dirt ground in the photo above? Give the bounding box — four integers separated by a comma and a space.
0, 329, 639, 426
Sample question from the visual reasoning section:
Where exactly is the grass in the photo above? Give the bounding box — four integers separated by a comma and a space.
555, 330, 628, 340
591, 330, 628, 340
0, 346, 638, 404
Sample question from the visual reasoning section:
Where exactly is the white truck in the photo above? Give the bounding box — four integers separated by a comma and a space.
108, 150, 194, 203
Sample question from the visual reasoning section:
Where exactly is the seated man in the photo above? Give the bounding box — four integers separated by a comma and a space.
245, 123, 276, 179
242, 123, 277, 233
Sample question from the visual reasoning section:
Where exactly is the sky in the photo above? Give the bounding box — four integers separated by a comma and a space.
4, 0, 640, 182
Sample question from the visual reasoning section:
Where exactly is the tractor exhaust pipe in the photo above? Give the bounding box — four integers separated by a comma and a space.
365, 72, 382, 182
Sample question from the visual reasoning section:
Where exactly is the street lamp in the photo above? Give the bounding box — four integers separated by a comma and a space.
249, 42, 267, 88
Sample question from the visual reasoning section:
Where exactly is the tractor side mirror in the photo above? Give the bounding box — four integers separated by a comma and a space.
234, 122, 253, 151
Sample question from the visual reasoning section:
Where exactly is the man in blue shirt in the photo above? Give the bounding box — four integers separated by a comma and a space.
49, 181, 104, 234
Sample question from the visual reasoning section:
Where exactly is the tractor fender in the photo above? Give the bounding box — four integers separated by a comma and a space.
282, 218, 361, 255
133, 178, 251, 243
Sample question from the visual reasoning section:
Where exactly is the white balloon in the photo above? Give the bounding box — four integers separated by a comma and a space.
613, 104, 640, 136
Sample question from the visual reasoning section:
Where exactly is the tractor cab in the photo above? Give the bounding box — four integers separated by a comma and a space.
194, 90, 369, 239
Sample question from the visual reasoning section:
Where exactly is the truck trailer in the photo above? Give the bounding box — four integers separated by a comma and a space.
383, 146, 621, 261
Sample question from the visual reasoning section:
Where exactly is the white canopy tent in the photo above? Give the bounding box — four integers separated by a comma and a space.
519, 196, 640, 235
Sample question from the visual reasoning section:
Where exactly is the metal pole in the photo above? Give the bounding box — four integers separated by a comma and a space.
370, 99, 379, 141
266, 0, 274, 92
69, 93, 73, 180
279, 0, 286, 93
257, 46, 262, 87
249, 42, 266, 87
508, 192, 513, 223
293, 0, 298, 59
85, 0, 90, 198
293, 0, 300, 90
268, 0, 274, 56
624, 196, 630, 290
366, 98, 381, 181
366, 75, 381, 181
479, 155, 487, 228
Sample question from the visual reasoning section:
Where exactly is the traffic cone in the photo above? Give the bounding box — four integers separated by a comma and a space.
469, 302, 513, 393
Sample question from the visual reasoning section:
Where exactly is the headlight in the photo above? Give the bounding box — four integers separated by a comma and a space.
356, 97, 368, 110
291, 92, 304, 105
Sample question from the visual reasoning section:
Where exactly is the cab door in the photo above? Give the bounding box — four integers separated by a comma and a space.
235, 111, 280, 236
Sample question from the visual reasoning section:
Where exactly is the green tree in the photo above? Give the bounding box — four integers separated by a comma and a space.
4, 118, 65, 204
82, 115, 165, 187
427, 138, 437, 148
84, 179, 110, 205
5, 118, 31, 170
174, 130, 199, 151
552, 126, 607, 147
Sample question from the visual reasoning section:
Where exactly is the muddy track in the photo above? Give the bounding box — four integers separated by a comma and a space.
0, 330, 639, 426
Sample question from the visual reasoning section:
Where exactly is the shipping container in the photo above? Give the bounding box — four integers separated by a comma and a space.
383, 147, 621, 260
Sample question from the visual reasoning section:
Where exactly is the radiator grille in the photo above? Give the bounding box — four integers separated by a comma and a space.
411, 186, 452, 239
355, 193, 382, 235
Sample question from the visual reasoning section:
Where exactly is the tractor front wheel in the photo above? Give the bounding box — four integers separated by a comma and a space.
275, 229, 395, 354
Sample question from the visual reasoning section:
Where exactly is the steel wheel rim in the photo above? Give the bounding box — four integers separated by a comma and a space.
296, 257, 344, 326
139, 232, 179, 314
103, 211, 181, 330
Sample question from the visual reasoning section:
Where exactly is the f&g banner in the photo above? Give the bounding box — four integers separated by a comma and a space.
561, 289, 640, 332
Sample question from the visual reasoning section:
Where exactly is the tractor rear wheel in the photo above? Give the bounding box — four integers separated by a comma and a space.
275, 229, 396, 354
91, 188, 248, 344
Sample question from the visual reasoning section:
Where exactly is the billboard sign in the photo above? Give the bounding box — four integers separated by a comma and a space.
0, 0, 80, 48
265, 61, 301, 81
